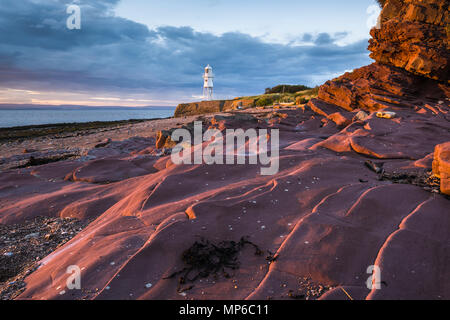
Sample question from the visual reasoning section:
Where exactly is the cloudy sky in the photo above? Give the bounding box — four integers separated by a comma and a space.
0, 0, 381, 107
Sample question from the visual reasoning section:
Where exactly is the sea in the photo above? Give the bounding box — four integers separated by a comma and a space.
0, 106, 176, 128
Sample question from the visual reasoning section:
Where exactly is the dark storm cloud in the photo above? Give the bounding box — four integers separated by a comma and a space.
0, 0, 372, 98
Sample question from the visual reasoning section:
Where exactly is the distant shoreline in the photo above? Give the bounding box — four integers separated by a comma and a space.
0, 117, 173, 142
0, 106, 176, 129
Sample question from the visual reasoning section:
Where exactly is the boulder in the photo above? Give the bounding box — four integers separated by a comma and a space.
432, 142, 450, 195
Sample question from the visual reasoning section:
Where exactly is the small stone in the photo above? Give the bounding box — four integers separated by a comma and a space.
44, 233, 53, 241
353, 110, 369, 121
25, 232, 39, 239
376, 111, 396, 119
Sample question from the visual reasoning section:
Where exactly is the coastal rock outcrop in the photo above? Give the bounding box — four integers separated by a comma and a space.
433, 142, 450, 195
314, 0, 449, 113
316, 63, 448, 112
1, 0, 449, 301
369, 0, 449, 82
174, 98, 257, 117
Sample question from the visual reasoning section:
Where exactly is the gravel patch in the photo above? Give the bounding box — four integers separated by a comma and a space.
0, 216, 91, 300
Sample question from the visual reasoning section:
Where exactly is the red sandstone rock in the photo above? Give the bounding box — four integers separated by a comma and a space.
370, 0, 449, 82
174, 98, 257, 117
433, 141, 450, 195
315, 63, 449, 112
327, 112, 352, 127
0, 104, 446, 300
1, 0, 449, 302
316, 0, 449, 114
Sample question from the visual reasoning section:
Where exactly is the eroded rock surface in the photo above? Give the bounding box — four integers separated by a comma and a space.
0, 0, 449, 301
370, 0, 449, 81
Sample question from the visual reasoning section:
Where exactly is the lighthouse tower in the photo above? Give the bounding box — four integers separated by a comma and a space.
203, 64, 214, 101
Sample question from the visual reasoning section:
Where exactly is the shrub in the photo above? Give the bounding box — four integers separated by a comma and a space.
256, 96, 276, 107
265, 84, 311, 94
296, 96, 309, 105
279, 95, 296, 103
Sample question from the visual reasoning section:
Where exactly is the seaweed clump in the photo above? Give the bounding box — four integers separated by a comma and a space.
14, 155, 76, 168
165, 237, 265, 293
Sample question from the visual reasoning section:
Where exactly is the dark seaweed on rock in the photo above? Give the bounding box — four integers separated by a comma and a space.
164, 237, 264, 292
14, 155, 76, 169
380, 170, 443, 194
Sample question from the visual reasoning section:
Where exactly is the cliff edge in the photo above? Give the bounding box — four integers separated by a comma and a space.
316, 0, 449, 113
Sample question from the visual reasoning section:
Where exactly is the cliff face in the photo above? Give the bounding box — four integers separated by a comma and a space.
174, 98, 258, 118
316, 0, 449, 112
311, 0, 450, 195
369, 0, 449, 81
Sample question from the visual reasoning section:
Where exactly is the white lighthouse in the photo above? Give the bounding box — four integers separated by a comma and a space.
203, 64, 214, 101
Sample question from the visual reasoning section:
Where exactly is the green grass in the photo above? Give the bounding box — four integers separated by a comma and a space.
265, 84, 311, 94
